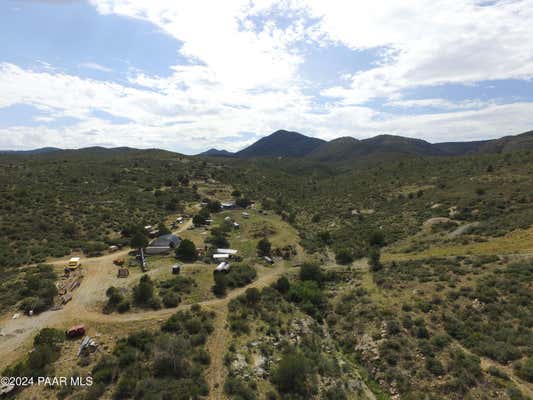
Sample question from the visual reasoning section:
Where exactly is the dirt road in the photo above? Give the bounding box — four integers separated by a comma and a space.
0, 220, 201, 369
0, 220, 286, 371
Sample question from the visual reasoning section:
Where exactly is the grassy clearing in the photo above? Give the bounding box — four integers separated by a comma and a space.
384, 227, 533, 261
212, 209, 301, 259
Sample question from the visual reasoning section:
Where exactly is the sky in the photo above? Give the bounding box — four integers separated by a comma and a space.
1, 0, 533, 154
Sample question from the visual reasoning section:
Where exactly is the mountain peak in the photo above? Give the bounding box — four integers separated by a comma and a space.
236, 130, 326, 158
198, 148, 234, 157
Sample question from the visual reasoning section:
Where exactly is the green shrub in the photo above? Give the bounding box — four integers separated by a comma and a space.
272, 353, 316, 398
514, 357, 533, 382
162, 292, 180, 308
175, 239, 198, 262
257, 237, 271, 256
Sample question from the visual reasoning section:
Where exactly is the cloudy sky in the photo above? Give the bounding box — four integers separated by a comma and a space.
1, 0, 533, 153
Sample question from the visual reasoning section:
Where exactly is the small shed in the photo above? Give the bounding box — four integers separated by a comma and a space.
214, 262, 230, 273
213, 253, 230, 260
242, 212, 250, 218
172, 264, 181, 275
117, 268, 129, 278
233, 222, 240, 229
264, 256, 274, 264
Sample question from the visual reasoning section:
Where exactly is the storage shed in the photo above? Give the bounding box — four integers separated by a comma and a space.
214, 262, 230, 273
146, 234, 181, 255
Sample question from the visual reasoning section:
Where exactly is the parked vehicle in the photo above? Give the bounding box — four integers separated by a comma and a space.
66, 324, 86, 338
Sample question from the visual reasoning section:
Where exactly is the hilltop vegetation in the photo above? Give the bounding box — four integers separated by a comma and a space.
0, 149, 207, 268
2, 136, 533, 400
216, 150, 533, 261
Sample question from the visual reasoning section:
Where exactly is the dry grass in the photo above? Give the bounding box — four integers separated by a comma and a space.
384, 227, 533, 261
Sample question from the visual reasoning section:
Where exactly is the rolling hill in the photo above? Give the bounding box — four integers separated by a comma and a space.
0, 147, 61, 155
198, 148, 235, 157
309, 134, 445, 161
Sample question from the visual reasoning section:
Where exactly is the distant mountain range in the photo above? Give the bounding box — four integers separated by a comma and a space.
3, 129, 533, 162
197, 129, 533, 161
0, 147, 61, 155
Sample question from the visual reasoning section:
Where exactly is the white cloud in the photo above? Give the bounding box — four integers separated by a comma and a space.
89, 0, 305, 90
79, 62, 112, 73
306, 0, 533, 103
1, 0, 533, 152
385, 98, 491, 111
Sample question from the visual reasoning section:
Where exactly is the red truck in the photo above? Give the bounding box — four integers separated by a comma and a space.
66, 324, 86, 338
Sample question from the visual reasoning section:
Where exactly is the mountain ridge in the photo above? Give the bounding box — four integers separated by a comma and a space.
4, 129, 533, 161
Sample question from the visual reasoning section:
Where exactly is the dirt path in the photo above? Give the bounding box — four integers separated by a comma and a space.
202, 263, 287, 400
0, 220, 197, 369
204, 304, 230, 400
0, 239, 285, 372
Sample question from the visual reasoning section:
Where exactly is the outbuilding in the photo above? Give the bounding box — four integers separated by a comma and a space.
145, 234, 181, 255
172, 264, 181, 274
216, 248, 238, 255
214, 262, 230, 273
221, 201, 236, 209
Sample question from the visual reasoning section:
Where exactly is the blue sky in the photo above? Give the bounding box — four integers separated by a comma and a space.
1, 0, 533, 153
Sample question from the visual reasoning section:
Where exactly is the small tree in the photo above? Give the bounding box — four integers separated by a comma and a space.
273, 276, 290, 294
299, 263, 323, 285
515, 357, 533, 382
193, 208, 210, 226
245, 287, 260, 305
368, 231, 385, 247
257, 238, 271, 256
335, 249, 353, 265
272, 353, 315, 397
207, 200, 222, 213
157, 222, 171, 235
208, 232, 229, 248
133, 275, 154, 306
175, 239, 197, 262
130, 231, 148, 250
236, 197, 252, 208
369, 246, 382, 271
212, 273, 227, 297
